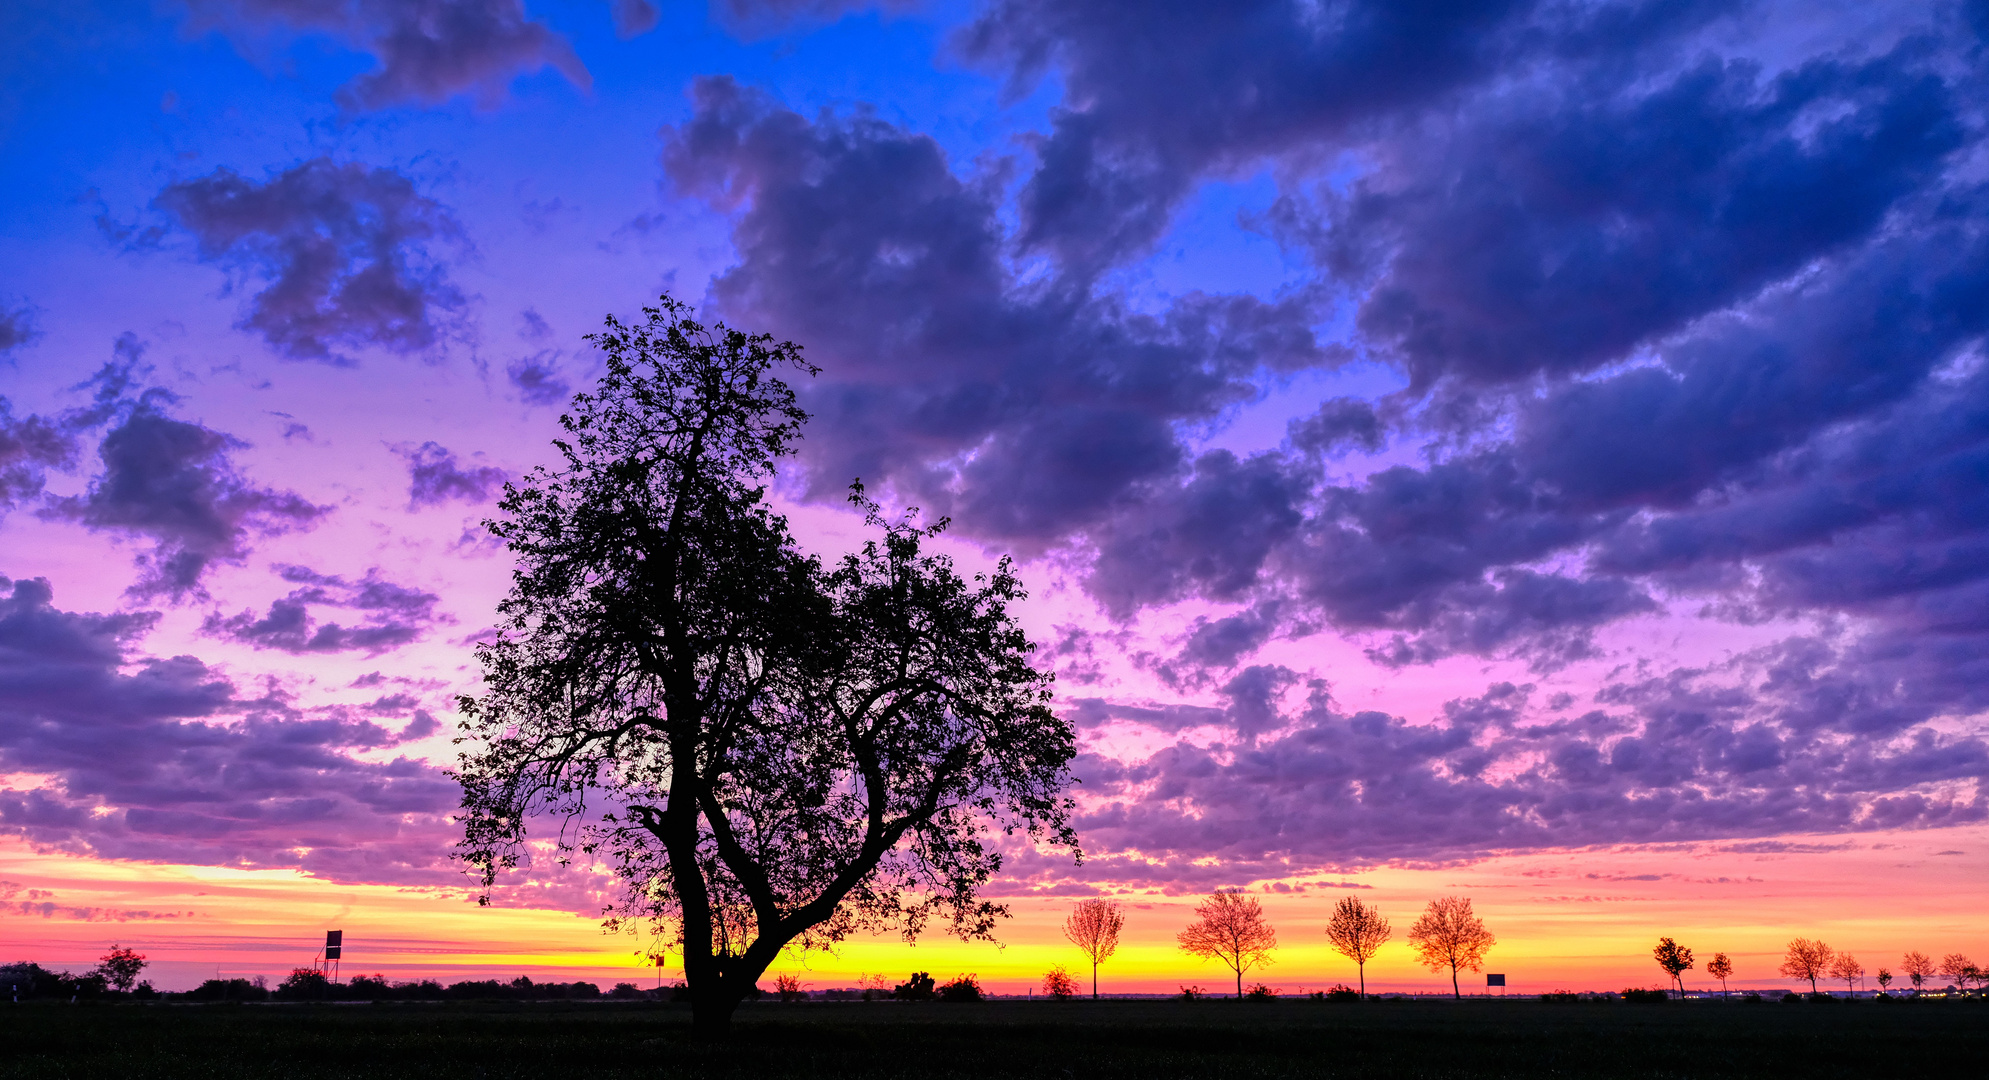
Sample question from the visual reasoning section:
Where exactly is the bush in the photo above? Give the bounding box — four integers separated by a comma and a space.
1179, 985, 1205, 1002
1782, 992, 1803, 1004
275, 969, 330, 1001
773, 973, 805, 1002
1621, 988, 1668, 1003
938, 975, 983, 1003
1245, 983, 1280, 1002
1741, 992, 1763, 1003
1043, 966, 1077, 999
610, 982, 643, 999
894, 972, 937, 1001
1322, 985, 1361, 1002
1539, 990, 1582, 1003
187, 978, 267, 1002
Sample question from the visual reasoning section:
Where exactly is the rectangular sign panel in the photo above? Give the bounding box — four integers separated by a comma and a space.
1487, 974, 1506, 986
325, 930, 342, 960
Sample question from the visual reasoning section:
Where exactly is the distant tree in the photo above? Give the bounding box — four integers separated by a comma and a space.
1177, 890, 1278, 1000
1876, 968, 1892, 994
276, 968, 330, 1001
1937, 953, 1973, 989
95, 945, 146, 993
1901, 950, 1935, 990
1652, 938, 1694, 998
1324, 896, 1391, 1000
1706, 953, 1734, 999
772, 973, 803, 1002
1043, 965, 1077, 999
1827, 953, 1863, 995
1779, 939, 1832, 995
1407, 897, 1496, 999
893, 972, 937, 1001
454, 297, 1078, 1038
1064, 898, 1125, 1000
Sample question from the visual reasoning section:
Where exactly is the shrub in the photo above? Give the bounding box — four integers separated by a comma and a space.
187, 978, 267, 1002
894, 972, 937, 1001
275, 969, 330, 1001
1782, 992, 1803, 1004
1621, 988, 1668, 1003
610, 982, 643, 999
1539, 990, 1582, 1002
1245, 983, 1280, 1002
1323, 985, 1361, 1002
773, 973, 805, 1002
1179, 985, 1205, 1002
938, 975, 983, 1003
1043, 966, 1077, 999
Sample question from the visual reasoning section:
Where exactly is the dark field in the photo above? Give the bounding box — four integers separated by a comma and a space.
4, 999, 1982, 1079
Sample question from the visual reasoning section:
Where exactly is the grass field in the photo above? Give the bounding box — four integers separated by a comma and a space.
4, 999, 1982, 1079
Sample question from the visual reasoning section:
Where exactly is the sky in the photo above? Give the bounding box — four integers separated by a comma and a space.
1, 0, 1986, 996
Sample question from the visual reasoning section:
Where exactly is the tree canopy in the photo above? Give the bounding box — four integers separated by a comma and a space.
454, 296, 1078, 1036
1064, 898, 1125, 1000
1324, 896, 1391, 1000
1177, 890, 1277, 1000
1406, 896, 1495, 999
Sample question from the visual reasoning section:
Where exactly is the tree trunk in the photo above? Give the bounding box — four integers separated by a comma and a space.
1092, 960, 1099, 1001
690, 985, 742, 1040
1451, 966, 1460, 999
1236, 968, 1243, 1000
1358, 961, 1365, 1002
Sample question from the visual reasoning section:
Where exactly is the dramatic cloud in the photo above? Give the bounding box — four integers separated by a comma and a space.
0, 298, 40, 356
181, 0, 590, 110
663, 76, 1327, 544
506, 350, 571, 406
154, 158, 469, 362
398, 441, 508, 507
203, 564, 446, 654
1052, 652, 1987, 887
0, 576, 457, 879
0, 397, 75, 516
44, 358, 325, 598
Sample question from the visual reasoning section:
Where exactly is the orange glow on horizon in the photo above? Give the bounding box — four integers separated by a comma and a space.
7, 826, 1983, 997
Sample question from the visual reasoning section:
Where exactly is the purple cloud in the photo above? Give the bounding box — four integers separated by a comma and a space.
1047, 650, 1987, 884
505, 350, 571, 407
154, 158, 469, 363
663, 76, 1328, 545
0, 298, 40, 356
0, 576, 458, 880
181, 0, 590, 110
203, 564, 447, 654
43, 363, 325, 599
397, 441, 508, 507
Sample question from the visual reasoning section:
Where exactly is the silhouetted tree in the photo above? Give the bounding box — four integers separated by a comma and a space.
1876, 968, 1892, 994
1780, 938, 1832, 995
1177, 890, 1278, 1000
1652, 938, 1694, 998
1324, 896, 1391, 1000
1042, 965, 1077, 999
1064, 898, 1124, 1000
1827, 953, 1864, 996
1706, 953, 1733, 999
454, 297, 1078, 1038
1902, 950, 1935, 991
95, 945, 146, 993
1938, 953, 1974, 990
1407, 897, 1495, 999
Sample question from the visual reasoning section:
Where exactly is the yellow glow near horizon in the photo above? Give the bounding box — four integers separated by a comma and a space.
5, 827, 1983, 996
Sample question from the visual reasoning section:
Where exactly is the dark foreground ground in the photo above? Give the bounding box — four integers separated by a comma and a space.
4, 998, 1983, 1079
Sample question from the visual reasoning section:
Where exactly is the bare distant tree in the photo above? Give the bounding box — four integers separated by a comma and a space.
1827, 953, 1864, 996
1876, 968, 1892, 994
1901, 950, 1935, 991
1406, 897, 1495, 999
1706, 953, 1733, 999
1652, 938, 1694, 998
1324, 896, 1391, 1001
1780, 938, 1833, 995
1938, 953, 1974, 990
1177, 890, 1277, 1000
1064, 898, 1125, 1000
